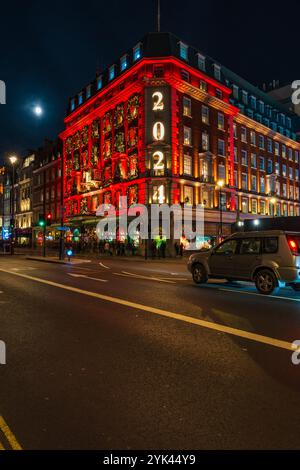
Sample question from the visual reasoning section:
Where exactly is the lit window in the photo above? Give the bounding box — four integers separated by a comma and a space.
260, 176, 265, 193
251, 198, 257, 213
251, 176, 257, 192
202, 132, 209, 151
241, 173, 248, 190
251, 153, 257, 168
120, 55, 128, 72
260, 200, 266, 214
184, 186, 193, 205
96, 75, 103, 90
183, 155, 192, 175
199, 80, 207, 92
70, 98, 75, 111
218, 112, 225, 130
179, 42, 188, 60
250, 131, 256, 146
201, 105, 209, 124
109, 65, 115, 81
78, 92, 83, 105
274, 142, 280, 156
183, 96, 192, 117
241, 150, 248, 166
183, 126, 192, 146
218, 163, 225, 179
197, 53, 205, 71
282, 145, 286, 158
133, 43, 142, 61
241, 127, 247, 142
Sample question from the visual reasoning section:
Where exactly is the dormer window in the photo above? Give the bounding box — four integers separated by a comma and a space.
213, 64, 221, 81
179, 42, 188, 61
96, 75, 103, 90
86, 84, 92, 99
197, 53, 205, 71
109, 65, 116, 81
232, 84, 239, 99
78, 92, 83, 105
120, 54, 128, 72
133, 43, 142, 61
241, 90, 248, 105
70, 98, 75, 111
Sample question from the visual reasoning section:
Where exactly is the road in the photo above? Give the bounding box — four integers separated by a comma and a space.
0, 254, 300, 450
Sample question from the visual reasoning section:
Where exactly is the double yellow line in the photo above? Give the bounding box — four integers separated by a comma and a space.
0, 416, 22, 450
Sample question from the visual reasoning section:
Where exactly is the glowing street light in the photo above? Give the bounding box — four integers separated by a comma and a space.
216, 180, 225, 240
33, 105, 43, 116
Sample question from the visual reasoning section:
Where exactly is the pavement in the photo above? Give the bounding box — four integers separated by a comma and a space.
0, 255, 300, 449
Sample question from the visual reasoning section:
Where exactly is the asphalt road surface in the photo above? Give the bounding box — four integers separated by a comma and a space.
0, 255, 300, 450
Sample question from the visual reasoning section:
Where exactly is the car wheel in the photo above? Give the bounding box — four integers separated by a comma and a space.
254, 269, 278, 295
192, 263, 208, 284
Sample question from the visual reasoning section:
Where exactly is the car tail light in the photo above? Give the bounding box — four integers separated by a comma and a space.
288, 239, 299, 255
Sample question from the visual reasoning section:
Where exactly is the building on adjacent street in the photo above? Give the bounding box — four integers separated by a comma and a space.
15, 153, 35, 246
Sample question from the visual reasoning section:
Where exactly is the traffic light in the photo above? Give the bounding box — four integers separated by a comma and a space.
38, 215, 46, 227
46, 213, 52, 226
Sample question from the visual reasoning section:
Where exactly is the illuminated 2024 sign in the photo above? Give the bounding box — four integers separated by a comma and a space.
145, 86, 171, 204
292, 80, 300, 105
0, 80, 6, 104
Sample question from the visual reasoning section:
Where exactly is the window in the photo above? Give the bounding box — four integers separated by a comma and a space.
250, 96, 256, 109
96, 75, 103, 90
282, 145, 286, 158
241, 127, 247, 143
258, 135, 264, 149
215, 239, 238, 255
183, 126, 192, 146
296, 169, 299, 181
267, 159, 273, 174
179, 42, 188, 60
86, 84, 92, 99
251, 175, 257, 192
218, 164, 225, 180
260, 176, 265, 193
232, 85, 239, 100
240, 238, 261, 255
78, 92, 83, 105
202, 132, 209, 151
197, 53, 206, 71
288, 148, 293, 161
241, 90, 248, 105
109, 65, 115, 81
250, 131, 256, 146
251, 153, 257, 168
260, 200, 266, 215
289, 167, 293, 179
241, 173, 248, 190
183, 96, 192, 117
274, 142, 280, 156
218, 139, 225, 156
234, 146, 238, 163
184, 186, 193, 205
133, 43, 141, 61
233, 123, 237, 138
258, 101, 264, 114
287, 117, 292, 129
120, 55, 128, 72
241, 150, 248, 166
181, 69, 190, 82
70, 98, 75, 111
241, 198, 248, 212
213, 64, 221, 81
296, 151, 299, 163
199, 80, 207, 92
183, 155, 192, 175
217, 112, 225, 130
267, 138, 272, 153
282, 164, 287, 177
201, 105, 209, 124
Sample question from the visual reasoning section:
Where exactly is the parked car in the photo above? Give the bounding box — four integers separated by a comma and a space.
187, 230, 300, 295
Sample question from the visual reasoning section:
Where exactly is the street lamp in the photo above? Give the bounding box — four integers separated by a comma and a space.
8, 155, 18, 255
216, 179, 225, 240
270, 196, 277, 217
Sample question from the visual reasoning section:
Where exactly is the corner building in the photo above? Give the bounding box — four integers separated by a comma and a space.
60, 32, 300, 253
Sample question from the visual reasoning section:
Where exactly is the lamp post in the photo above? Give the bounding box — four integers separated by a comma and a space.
8, 155, 18, 255
216, 179, 225, 241
270, 196, 277, 218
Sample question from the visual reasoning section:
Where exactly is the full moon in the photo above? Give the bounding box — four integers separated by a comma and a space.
33, 105, 43, 116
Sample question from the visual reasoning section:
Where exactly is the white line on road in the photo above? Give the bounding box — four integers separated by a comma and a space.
121, 271, 176, 284
67, 273, 108, 282
0, 268, 295, 353
218, 287, 300, 302
99, 262, 110, 269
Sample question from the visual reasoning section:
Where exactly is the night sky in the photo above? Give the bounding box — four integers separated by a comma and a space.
1, 0, 299, 163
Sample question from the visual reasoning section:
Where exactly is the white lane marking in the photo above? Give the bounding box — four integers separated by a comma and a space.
99, 262, 110, 270
68, 273, 107, 282
0, 268, 295, 352
159, 277, 190, 281
121, 271, 175, 284
218, 287, 300, 302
